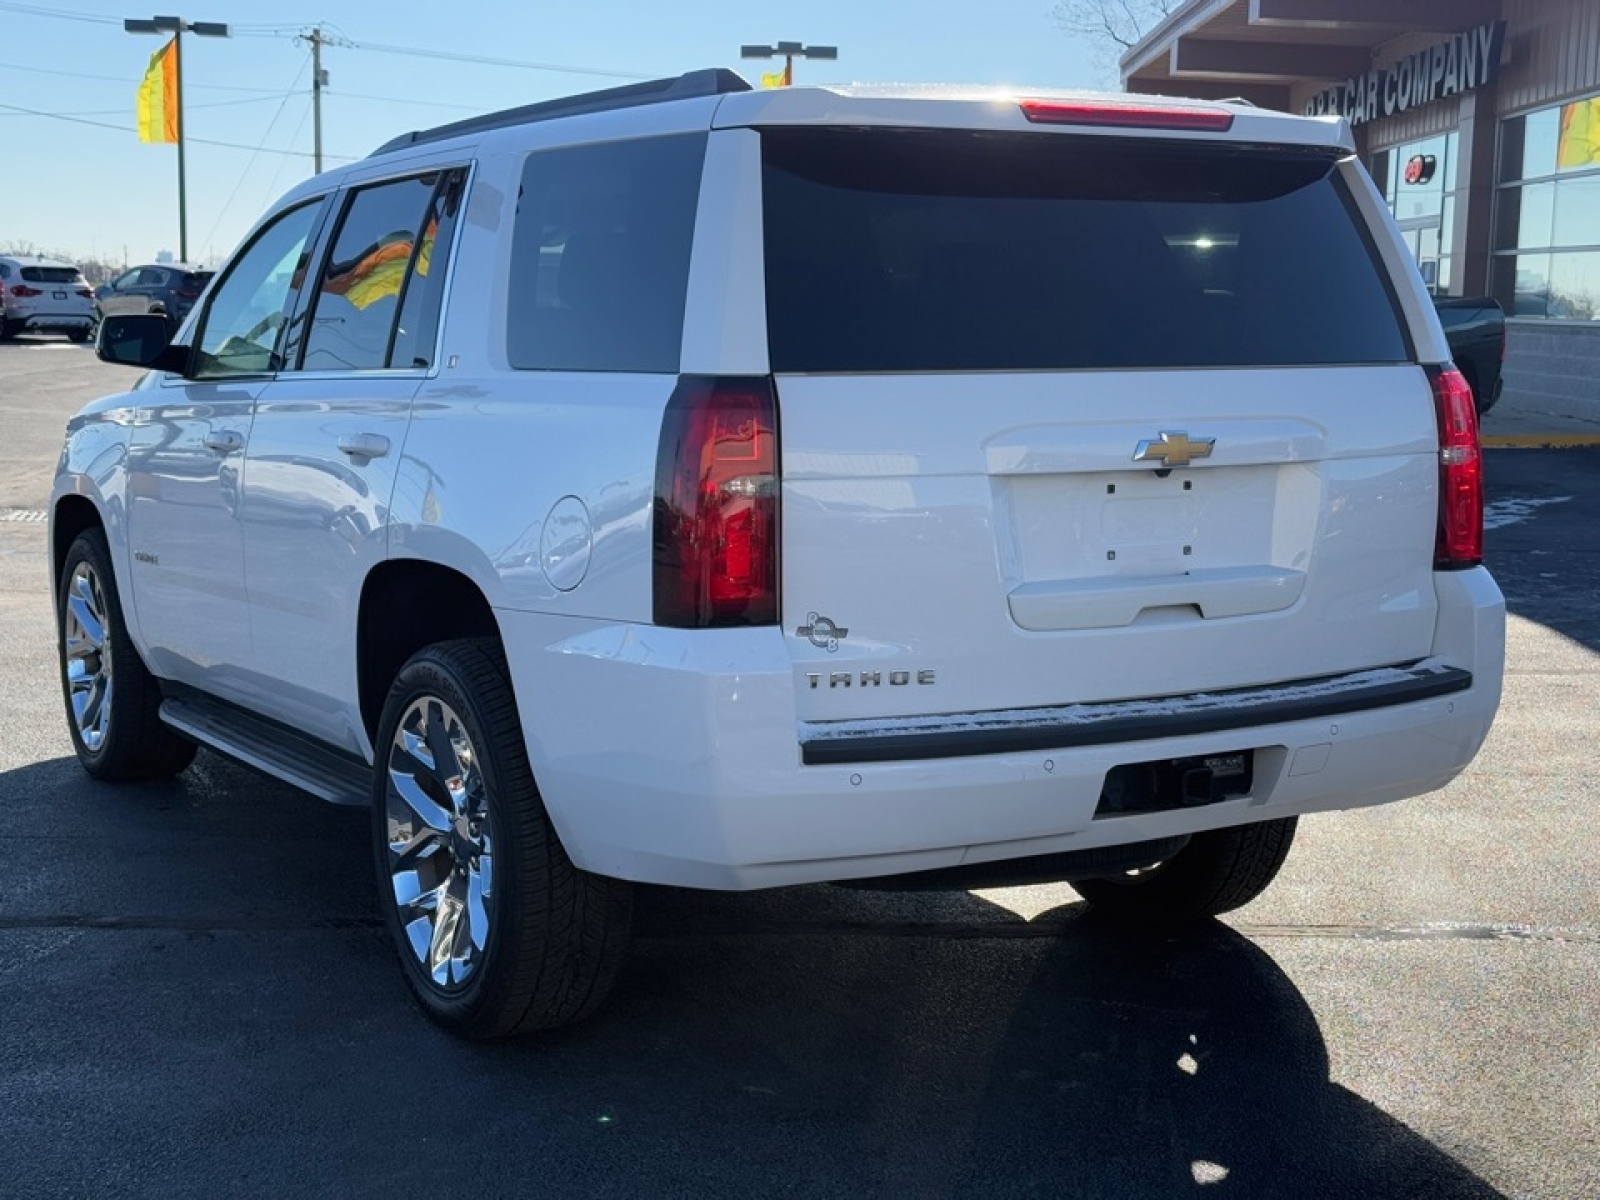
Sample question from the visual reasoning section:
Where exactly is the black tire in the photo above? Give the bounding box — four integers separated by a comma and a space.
57, 527, 196, 780
67, 329, 91, 344
1068, 817, 1298, 928
372, 638, 632, 1038
0, 319, 16, 342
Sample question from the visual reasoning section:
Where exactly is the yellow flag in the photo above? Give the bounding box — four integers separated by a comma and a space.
136, 38, 178, 144
1557, 97, 1600, 169
760, 61, 792, 89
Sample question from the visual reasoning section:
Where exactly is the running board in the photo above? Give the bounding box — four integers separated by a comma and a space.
160, 695, 372, 807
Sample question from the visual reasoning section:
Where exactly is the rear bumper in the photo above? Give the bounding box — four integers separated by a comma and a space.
12, 311, 92, 332
500, 568, 1505, 891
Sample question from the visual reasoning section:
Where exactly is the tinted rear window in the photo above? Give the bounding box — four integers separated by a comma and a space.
762, 129, 1410, 373
21, 266, 83, 284
508, 133, 706, 373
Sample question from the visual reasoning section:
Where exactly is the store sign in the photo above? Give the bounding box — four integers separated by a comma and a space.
1304, 20, 1506, 128
1403, 154, 1437, 185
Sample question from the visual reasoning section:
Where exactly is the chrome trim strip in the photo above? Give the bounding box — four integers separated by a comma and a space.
799, 661, 1473, 766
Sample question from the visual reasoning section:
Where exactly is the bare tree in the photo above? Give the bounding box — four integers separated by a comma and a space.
1054, 0, 1179, 81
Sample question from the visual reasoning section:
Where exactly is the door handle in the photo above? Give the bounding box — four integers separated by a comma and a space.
336, 432, 391, 460
202, 430, 244, 454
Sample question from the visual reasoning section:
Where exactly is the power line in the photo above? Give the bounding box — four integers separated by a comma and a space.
199, 61, 310, 255
0, 59, 287, 94
344, 39, 653, 80
0, 1, 121, 25
356, 40, 652, 79
0, 100, 353, 160
325, 90, 487, 114
0, 95, 288, 119
256, 91, 316, 217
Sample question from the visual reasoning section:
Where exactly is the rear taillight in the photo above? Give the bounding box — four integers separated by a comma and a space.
76, 289, 93, 299
10, 284, 41, 297
1019, 98, 1234, 132
653, 375, 780, 628
173, 288, 200, 300
1430, 365, 1482, 569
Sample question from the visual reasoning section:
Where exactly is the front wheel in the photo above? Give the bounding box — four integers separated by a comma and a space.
57, 528, 196, 780
372, 638, 632, 1038
1068, 817, 1298, 928
67, 329, 91, 344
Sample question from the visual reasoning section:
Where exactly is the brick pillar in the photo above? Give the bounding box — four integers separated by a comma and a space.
1453, 80, 1500, 297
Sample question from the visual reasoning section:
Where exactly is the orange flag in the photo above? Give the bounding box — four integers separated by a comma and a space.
136, 38, 178, 143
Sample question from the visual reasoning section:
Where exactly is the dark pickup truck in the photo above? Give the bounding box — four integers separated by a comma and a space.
1435, 295, 1506, 417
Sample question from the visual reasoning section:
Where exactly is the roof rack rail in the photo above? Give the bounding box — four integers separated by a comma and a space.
368, 67, 752, 157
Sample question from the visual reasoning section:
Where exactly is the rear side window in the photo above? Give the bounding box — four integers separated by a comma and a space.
301, 171, 459, 372
508, 133, 706, 373
21, 266, 83, 285
762, 129, 1411, 373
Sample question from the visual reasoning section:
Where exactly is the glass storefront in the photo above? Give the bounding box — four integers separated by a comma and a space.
1374, 132, 1460, 294
1493, 94, 1600, 319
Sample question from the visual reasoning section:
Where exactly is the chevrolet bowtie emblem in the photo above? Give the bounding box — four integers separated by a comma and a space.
1133, 430, 1215, 469
797, 612, 848, 652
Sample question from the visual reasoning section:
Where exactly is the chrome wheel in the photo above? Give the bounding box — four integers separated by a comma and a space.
384, 696, 495, 991
63, 561, 113, 752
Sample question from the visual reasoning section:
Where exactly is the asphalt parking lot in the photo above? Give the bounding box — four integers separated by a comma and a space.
1, 337, 1596, 1199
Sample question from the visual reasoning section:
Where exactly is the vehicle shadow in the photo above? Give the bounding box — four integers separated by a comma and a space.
1484, 447, 1600, 655
489, 886, 1509, 1199
0, 752, 1508, 1198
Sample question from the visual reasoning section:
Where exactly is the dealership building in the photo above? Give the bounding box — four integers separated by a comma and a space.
1122, 0, 1600, 418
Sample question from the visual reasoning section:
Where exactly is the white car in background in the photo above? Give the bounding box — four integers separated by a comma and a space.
1, 254, 94, 341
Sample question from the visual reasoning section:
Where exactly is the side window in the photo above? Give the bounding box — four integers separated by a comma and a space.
137, 268, 169, 287
507, 133, 707, 372
194, 201, 324, 379
301, 173, 443, 372
112, 269, 141, 290
390, 171, 465, 370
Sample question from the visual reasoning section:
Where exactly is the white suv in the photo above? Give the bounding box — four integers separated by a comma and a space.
55, 70, 1505, 1037
1, 254, 95, 341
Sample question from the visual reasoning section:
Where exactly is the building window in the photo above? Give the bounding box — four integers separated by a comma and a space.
1493, 95, 1600, 319
1375, 132, 1459, 294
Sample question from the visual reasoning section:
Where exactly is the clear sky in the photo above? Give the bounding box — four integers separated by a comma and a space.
0, 0, 1103, 270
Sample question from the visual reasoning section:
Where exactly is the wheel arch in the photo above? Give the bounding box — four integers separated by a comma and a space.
357, 559, 501, 742
51, 494, 104, 589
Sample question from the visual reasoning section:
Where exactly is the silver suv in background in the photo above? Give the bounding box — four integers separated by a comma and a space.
0, 254, 94, 341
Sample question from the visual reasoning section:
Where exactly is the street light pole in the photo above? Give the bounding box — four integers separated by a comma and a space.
739, 40, 838, 87
125, 15, 230, 262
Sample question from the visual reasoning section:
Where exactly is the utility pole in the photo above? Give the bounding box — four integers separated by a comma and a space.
308, 26, 327, 174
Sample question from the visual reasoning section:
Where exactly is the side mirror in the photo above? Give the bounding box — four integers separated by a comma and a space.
95, 313, 189, 374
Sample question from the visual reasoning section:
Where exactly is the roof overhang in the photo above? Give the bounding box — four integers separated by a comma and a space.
1121, 0, 1502, 114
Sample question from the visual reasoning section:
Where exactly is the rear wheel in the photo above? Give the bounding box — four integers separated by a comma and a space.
372, 638, 632, 1038
1068, 817, 1297, 928
67, 329, 91, 344
57, 527, 196, 780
